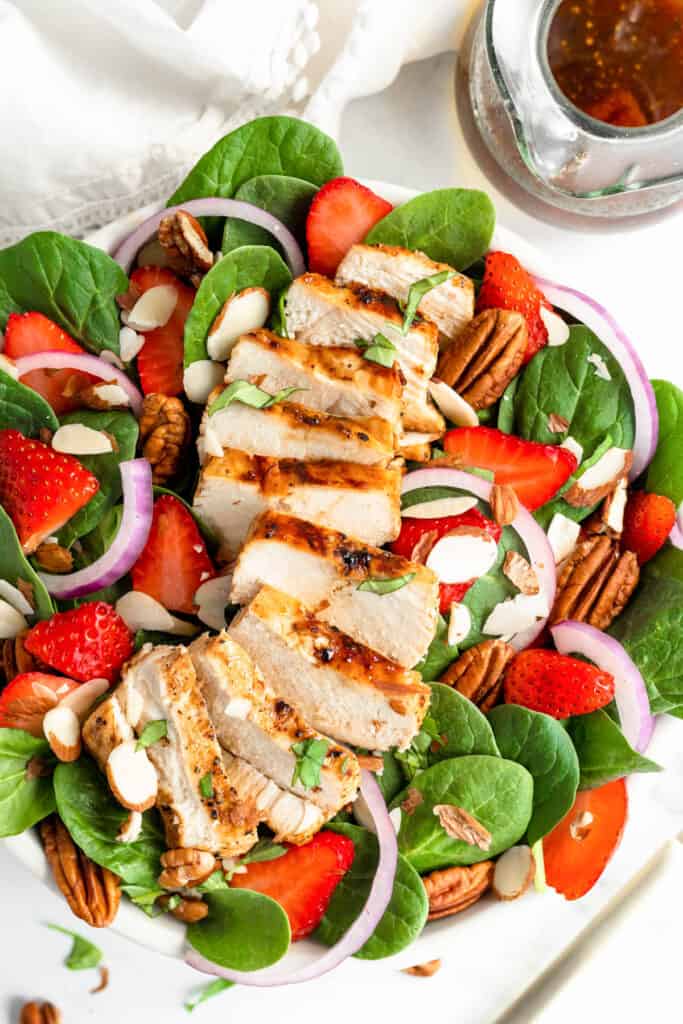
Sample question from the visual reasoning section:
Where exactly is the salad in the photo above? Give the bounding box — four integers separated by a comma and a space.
0, 114, 681, 991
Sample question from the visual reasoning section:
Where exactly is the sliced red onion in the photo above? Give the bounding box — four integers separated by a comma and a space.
670, 504, 683, 549
185, 770, 397, 987
551, 620, 655, 753
401, 467, 556, 649
39, 459, 153, 599
535, 277, 658, 480
14, 352, 143, 417
113, 198, 306, 278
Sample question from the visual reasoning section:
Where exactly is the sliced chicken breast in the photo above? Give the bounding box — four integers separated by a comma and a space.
222, 752, 325, 845
229, 586, 431, 750
336, 244, 475, 346
226, 330, 402, 425
284, 273, 444, 434
231, 511, 439, 667
193, 449, 402, 559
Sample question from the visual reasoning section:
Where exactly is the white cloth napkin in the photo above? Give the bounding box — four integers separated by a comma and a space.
0, 0, 473, 245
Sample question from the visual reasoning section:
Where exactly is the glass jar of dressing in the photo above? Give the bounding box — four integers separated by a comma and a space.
468, 0, 683, 216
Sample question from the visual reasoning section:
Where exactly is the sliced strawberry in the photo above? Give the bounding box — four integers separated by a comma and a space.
4, 312, 97, 414
504, 648, 615, 717
544, 778, 628, 900
476, 251, 550, 363
131, 267, 195, 397
230, 831, 355, 940
24, 602, 134, 683
391, 508, 502, 614
443, 426, 577, 511
131, 494, 214, 614
0, 429, 99, 553
621, 490, 676, 564
0, 672, 80, 737
306, 177, 392, 277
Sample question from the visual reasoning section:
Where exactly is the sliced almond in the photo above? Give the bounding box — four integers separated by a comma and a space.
106, 739, 158, 812
402, 496, 479, 520
60, 677, 109, 719
0, 353, 18, 379
119, 326, 146, 363
540, 306, 570, 347
194, 574, 234, 630
0, 597, 28, 638
116, 810, 143, 844
492, 844, 535, 900
428, 378, 479, 427
547, 513, 581, 564
100, 350, 125, 370
447, 602, 471, 646
569, 809, 594, 841
183, 359, 226, 404
87, 383, 130, 409
503, 550, 540, 595
561, 436, 584, 464
483, 590, 549, 637
207, 288, 271, 361
115, 591, 199, 636
565, 447, 633, 508
0, 580, 34, 617
604, 478, 628, 535
126, 284, 178, 332
43, 705, 82, 762
51, 424, 113, 456
426, 529, 498, 584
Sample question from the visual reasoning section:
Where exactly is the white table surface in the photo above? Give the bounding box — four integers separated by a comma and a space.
2, 49, 683, 1024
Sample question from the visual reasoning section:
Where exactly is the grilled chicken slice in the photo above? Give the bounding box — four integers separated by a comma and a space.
189, 632, 359, 818
193, 449, 402, 558
284, 273, 444, 434
336, 244, 475, 346
231, 511, 439, 667
226, 330, 402, 425
229, 586, 431, 750
222, 752, 325, 845
201, 397, 396, 465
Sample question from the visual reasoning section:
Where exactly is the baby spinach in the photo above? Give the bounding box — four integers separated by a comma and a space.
316, 823, 428, 959
0, 232, 127, 354
397, 755, 533, 872
365, 189, 495, 271
568, 709, 661, 789
222, 174, 317, 254
184, 245, 292, 367
0, 368, 58, 436
376, 751, 405, 804
185, 978, 234, 1012
0, 504, 54, 619
427, 684, 500, 762
169, 116, 342, 207
0, 728, 56, 837
54, 757, 165, 887
186, 889, 290, 970
488, 704, 579, 844
646, 379, 683, 507
497, 375, 519, 434
47, 924, 102, 970
415, 614, 459, 682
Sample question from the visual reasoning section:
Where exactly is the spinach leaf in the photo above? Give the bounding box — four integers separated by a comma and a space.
497, 375, 519, 434
646, 379, 683, 507
222, 174, 317, 254
185, 978, 234, 1012
415, 614, 459, 682
641, 543, 683, 586
0, 728, 55, 836
488, 704, 579, 844
365, 189, 495, 271
57, 410, 139, 546
0, 368, 59, 436
186, 889, 290, 970
376, 751, 405, 804
0, 505, 54, 619
169, 116, 342, 206
54, 757, 165, 887
238, 839, 286, 866
0, 232, 127, 354
401, 485, 465, 510
396, 755, 533, 872
47, 924, 102, 970
428, 684, 500, 761
120, 883, 165, 916
316, 823, 428, 959
184, 245, 292, 367
568, 709, 661, 789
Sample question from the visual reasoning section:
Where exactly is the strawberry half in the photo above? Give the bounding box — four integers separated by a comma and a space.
4, 312, 97, 414
504, 649, 615, 718
131, 267, 195, 397
306, 177, 392, 277
443, 426, 577, 511
476, 251, 550, 363
0, 672, 80, 737
230, 831, 355, 940
131, 494, 214, 614
621, 490, 676, 564
391, 508, 502, 614
0, 429, 100, 553
24, 602, 134, 683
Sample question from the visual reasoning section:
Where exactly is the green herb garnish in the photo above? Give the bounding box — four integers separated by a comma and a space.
47, 924, 102, 971
136, 719, 167, 750
208, 379, 303, 416
185, 978, 234, 1012
239, 839, 287, 865
401, 270, 453, 333
291, 738, 329, 789
357, 573, 416, 595
355, 332, 397, 368
199, 772, 214, 799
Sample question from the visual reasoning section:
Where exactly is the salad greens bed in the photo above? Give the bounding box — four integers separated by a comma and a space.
0, 114, 682, 997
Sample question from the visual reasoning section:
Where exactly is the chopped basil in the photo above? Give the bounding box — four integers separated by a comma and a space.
239, 839, 287, 865
185, 978, 234, 1012
47, 924, 102, 971
136, 719, 167, 751
357, 573, 416, 595
208, 379, 303, 416
291, 738, 329, 789
199, 772, 214, 799
401, 270, 453, 333
355, 332, 397, 369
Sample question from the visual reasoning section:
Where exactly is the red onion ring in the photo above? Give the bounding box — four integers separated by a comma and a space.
185, 770, 397, 987
113, 198, 306, 278
39, 459, 153, 599
401, 467, 556, 649
535, 277, 658, 481
14, 352, 143, 417
551, 620, 655, 753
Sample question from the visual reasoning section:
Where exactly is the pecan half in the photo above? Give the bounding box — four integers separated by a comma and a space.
158, 893, 209, 922
549, 534, 639, 630
433, 804, 491, 850
490, 483, 519, 527
402, 959, 442, 977
158, 847, 216, 889
2, 631, 42, 683
34, 542, 73, 574
138, 394, 191, 484
423, 861, 494, 920
440, 639, 515, 712
40, 816, 120, 927
436, 309, 527, 410
158, 210, 213, 282
19, 1002, 62, 1024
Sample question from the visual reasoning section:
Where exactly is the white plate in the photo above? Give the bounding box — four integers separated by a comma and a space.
5, 183, 683, 1005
